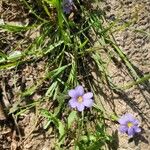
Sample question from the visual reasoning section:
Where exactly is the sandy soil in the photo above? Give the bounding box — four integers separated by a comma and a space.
95, 0, 150, 149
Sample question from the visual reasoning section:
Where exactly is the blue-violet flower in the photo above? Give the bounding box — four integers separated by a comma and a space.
63, 0, 73, 14
118, 113, 141, 136
68, 85, 94, 112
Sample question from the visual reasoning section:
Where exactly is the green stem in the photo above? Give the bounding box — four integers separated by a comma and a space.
122, 74, 150, 90
21, 0, 47, 22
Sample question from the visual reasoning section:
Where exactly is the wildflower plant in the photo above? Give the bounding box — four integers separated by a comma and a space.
118, 113, 141, 136
0, 0, 146, 149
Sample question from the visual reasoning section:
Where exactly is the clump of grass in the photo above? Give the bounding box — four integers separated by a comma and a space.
0, 0, 149, 149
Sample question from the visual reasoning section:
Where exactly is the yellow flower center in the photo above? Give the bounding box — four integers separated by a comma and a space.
127, 122, 133, 128
77, 96, 83, 103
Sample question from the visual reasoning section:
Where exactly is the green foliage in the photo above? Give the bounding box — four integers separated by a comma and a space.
67, 111, 77, 129
41, 109, 65, 138
0, 24, 34, 32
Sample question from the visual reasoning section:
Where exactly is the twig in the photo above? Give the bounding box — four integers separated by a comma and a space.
1, 79, 22, 141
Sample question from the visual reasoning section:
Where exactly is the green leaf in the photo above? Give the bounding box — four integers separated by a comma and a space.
0, 24, 32, 32
8, 51, 22, 61
0, 51, 7, 59
58, 121, 65, 138
0, 62, 18, 70
45, 64, 70, 79
44, 40, 64, 55
0, 51, 7, 63
67, 111, 77, 129
41, 109, 65, 138
80, 135, 97, 142
45, 81, 58, 97
22, 84, 39, 96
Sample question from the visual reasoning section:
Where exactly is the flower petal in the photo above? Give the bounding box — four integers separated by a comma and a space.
128, 127, 135, 136
77, 103, 85, 112
118, 117, 128, 125
118, 113, 133, 125
83, 92, 93, 100
69, 99, 78, 108
75, 85, 84, 96
83, 99, 93, 108
133, 126, 141, 133
132, 119, 139, 125
119, 125, 128, 133
125, 114, 135, 122
63, 0, 73, 14
68, 89, 77, 98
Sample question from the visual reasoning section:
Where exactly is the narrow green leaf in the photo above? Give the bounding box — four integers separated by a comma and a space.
41, 109, 65, 138
45, 64, 70, 79
8, 51, 22, 61
0, 24, 32, 32
0, 51, 7, 59
58, 121, 65, 138
67, 111, 77, 129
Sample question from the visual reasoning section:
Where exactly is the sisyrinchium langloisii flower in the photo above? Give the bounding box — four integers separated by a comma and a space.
68, 85, 94, 112
118, 113, 141, 137
62, 0, 73, 14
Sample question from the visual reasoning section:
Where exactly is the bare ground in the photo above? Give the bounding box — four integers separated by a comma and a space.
95, 0, 150, 149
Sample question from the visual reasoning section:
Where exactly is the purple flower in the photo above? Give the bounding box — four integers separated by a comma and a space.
68, 85, 94, 112
62, 0, 73, 14
118, 113, 141, 136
